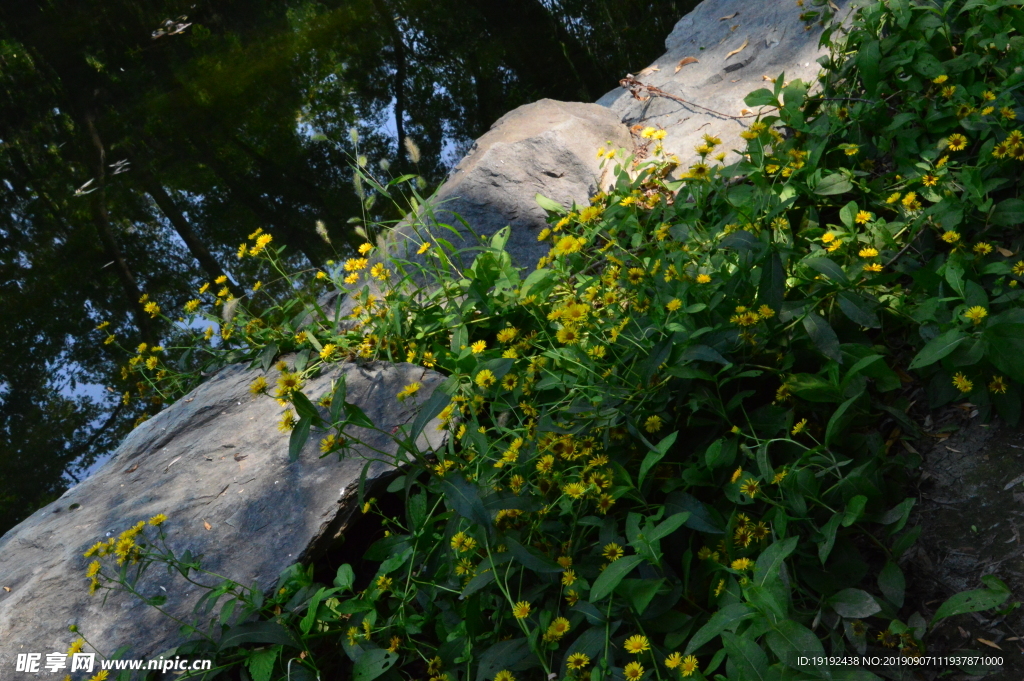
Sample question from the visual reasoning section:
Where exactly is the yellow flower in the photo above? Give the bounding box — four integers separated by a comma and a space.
666, 298, 682, 312
144, 301, 160, 318
989, 376, 1009, 394
471, 340, 487, 354
1002, 106, 1017, 120
681, 655, 699, 677
624, 661, 644, 681
964, 306, 988, 324
624, 635, 651, 654
475, 369, 496, 389
397, 382, 422, 401
739, 479, 761, 498
731, 467, 743, 483
714, 579, 726, 596
665, 652, 683, 669
855, 210, 872, 224
844, 144, 859, 156
932, 74, 948, 84
512, 601, 531, 619
640, 126, 657, 139
973, 242, 993, 256
547, 617, 571, 639
86, 560, 101, 578
696, 274, 712, 284
370, 263, 391, 281
758, 305, 775, 319
952, 373, 973, 393
567, 653, 590, 670
417, 241, 431, 254
148, 513, 167, 526
278, 411, 296, 432
497, 328, 518, 343
250, 376, 267, 395
886, 192, 901, 204
602, 543, 624, 561
358, 242, 374, 255
791, 418, 807, 435
941, 231, 960, 244
946, 133, 967, 151
562, 569, 577, 586
184, 299, 200, 314
67, 638, 85, 655
941, 84, 956, 98
556, 327, 581, 345
644, 415, 663, 433
731, 557, 754, 571
563, 482, 587, 499
922, 173, 938, 187
863, 263, 883, 273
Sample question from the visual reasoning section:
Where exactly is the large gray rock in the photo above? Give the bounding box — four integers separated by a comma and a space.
388, 98, 632, 270
598, 0, 854, 168
0, 360, 444, 671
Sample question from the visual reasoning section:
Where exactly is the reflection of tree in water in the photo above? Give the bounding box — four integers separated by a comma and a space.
0, 0, 693, 533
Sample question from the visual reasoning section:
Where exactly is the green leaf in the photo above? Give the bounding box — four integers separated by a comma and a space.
744, 89, 779, 107
507, 537, 563, 573
218, 622, 301, 651
827, 589, 881, 618
878, 561, 905, 608
842, 496, 868, 527
753, 536, 798, 587
648, 512, 690, 542
535, 193, 567, 215
246, 648, 278, 681
990, 197, 1024, 226
818, 513, 842, 564
639, 431, 677, 488
721, 631, 769, 681
802, 312, 842, 363
590, 554, 643, 602
759, 250, 786, 313
353, 649, 398, 681
825, 393, 861, 445
931, 581, 1010, 625
440, 475, 492, 528
684, 604, 756, 655
814, 173, 853, 196
292, 390, 321, 423
409, 388, 450, 442
289, 416, 312, 462
745, 585, 787, 621
908, 328, 966, 370
838, 292, 881, 328
766, 620, 825, 672
334, 564, 355, 591
984, 318, 1024, 382
804, 256, 848, 283
475, 639, 534, 681
619, 578, 664, 615
461, 569, 496, 598
857, 39, 881, 96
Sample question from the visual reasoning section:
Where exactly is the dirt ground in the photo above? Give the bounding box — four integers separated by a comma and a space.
905, 409, 1024, 680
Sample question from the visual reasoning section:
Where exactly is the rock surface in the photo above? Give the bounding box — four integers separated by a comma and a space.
0, 360, 444, 669
388, 98, 632, 270
598, 0, 854, 168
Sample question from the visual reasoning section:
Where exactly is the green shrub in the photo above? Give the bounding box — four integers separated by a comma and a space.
86, 0, 1024, 678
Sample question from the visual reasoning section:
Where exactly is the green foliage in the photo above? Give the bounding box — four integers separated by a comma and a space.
84, 0, 1024, 678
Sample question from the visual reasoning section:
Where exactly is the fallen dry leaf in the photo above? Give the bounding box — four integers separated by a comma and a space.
720, 12, 739, 20
827, 0, 840, 10
740, 108, 754, 116
726, 38, 749, 60
203, 520, 212, 531
731, 24, 739, 31
2, 586, 10, 592
675, 56, 699, 73
958, 626, 970, 638
977, 638, 1002, 650
125, 463, 139, 474
233, 453, 248, 462
997, 247, 1015, 257
637, 65, 660, 76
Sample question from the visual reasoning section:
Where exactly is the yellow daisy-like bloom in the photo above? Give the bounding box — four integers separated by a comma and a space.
603, 543, 624, 561
567, 653, 590, 670
358, 242, 374, 255
184, 299, 200, 314
1014, 261, 1024, 276
494, 671, 514, 681
249, 376, 267, 395
731, 557, 754, 571
397, 382, 421, 401
758, 305, 775, 318
370, 263, 391, 281
863, 263, 883, 273
821, 232, 836, 244
941, 85, 956, 98
859, 247, 879, 258
844, 144, 859, 156
664, 652, 683, 669
563, 482, 587, 499
791, 418, 807, 435
624, 661, 644, 681
644, 415, 663, 433
579, 206, 603, 223
417, 241, 431, 254
624, 635, 651, 654
922, 173, 938, 187
714, 579, 726, 596
696, 273, 712, 284
277, 372, 302, 395
946, 133, 967, 151
941, 231, 960, 243
144, 302, 160, 318
553, 235, 585, 256
640, 126, 657, 139
952, 372, 973, 393
666, 298, 682, 312
497, 327, 518, 343
475, 369, 496, 389
562, 569, 577, 586
278, 411, 296, 432
973, 242, 993, 255
989, 376, 1009, 394
681, 655, 699, 677
512, 601, 531, 619
547, 617, 571, 639
740, 479, 761, 498
1002, 106, 1017, 120
86, 560, 101, 578
855, 210, 872, 224
730, 467, 743, 484
773, 470, 788, 484
885, 192, 901, 204
214, 275, 228, 285
148, 513, 167, 526
68, 638, 85, 655
557, 327, 581, 345
471, 340, 487, 354
932, 74, 948, 84
964, 306, 988, 324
